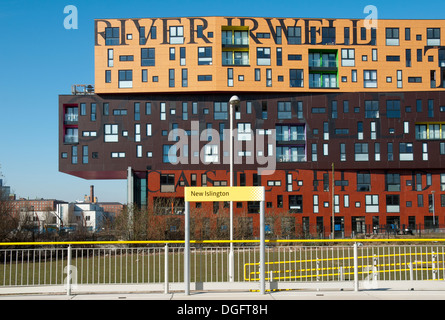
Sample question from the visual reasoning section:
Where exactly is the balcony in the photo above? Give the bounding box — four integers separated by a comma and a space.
72, 84, 94, 95
64, 113, 78, 123
64, 135, 78, 144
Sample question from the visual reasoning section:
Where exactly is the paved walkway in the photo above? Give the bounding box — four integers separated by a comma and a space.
1, 289, 445, 300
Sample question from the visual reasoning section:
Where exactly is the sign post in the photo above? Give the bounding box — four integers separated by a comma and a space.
184, 186, 266, 295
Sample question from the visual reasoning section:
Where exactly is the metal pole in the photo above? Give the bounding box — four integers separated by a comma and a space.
164, 243, 169, 294
331, 162, 335, 239
229, 101, 234, 282
67, 245, 72, 296
353, 242, 359, 292
432, 191, 435, 229
260, 199, 266, 294
184, 201, 190, 295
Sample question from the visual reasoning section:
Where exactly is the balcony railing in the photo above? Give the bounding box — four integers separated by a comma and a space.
72, 84, 95, 95
64, 114, 78, 123
64, 135, 79, 144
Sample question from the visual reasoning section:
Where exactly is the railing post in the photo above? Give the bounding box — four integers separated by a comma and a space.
184, 201, 190, 295
67, 245, 72, 296
164, 243, 169, 294
259, 199, 266, 295
353, 242, 359, 292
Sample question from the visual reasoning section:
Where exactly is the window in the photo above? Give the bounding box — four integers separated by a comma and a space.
406, 49, 412, 67
214, 102, 228, 120
257, 48, 271, 65
277, 146, 306, 162
198, 47, 212, 65
90, 103, 96, 121
288, 27, 302, 44
170, 26, 184, 44
105, 27, 120, 45
405, 28, 411, 41
386, 28, 399, 46
237, 123, 252, 141
163, 145, 177, 163
357, 172, 371, 191
203, 145, 218, 163
169, 69, 175, 87
105, 70, 111, 83
119, 55, 134, 62
354, 143, 369, 161
276, 48, 282, 66
386, 100, 401, 118
363, 70, 377, 88
277, 102, 292, 119
365, 100, 379, 118
118, 70, 133, 88
386, 173, 401, 191
222, 51, 249, 66
160, 174, 175, 193
141, 48, 155, 66
321, 27, 336, 44
266, 69, 272, 87
309, 73, 337, 88
276, 125, 305, 142
427, 28, 441, 46
341, 49, 355, 67
104, 124, 118, 143
289, 195, 303, 213
82, 146, 88, 164
289, 69, 304, 87
139, 26, 156, 45
365, 195, 379, 213
107, 49, 114, 68
399, 142, 413, 161
72, 146, 78, 164
386, 195, 400, 212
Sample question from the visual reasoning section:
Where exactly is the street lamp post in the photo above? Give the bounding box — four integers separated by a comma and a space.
432, 190, 436, 230
228, 95, 240, 283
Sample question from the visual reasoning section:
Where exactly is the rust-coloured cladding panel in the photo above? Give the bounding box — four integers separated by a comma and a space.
59, 91, 445, 181
94, 17, 445, 94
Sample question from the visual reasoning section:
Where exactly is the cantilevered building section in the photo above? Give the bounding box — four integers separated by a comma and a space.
60, 16, 445, 237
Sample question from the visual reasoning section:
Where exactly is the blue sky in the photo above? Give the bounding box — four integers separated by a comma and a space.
0, 0, 444, 204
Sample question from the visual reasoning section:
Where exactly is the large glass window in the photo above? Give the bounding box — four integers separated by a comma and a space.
257, 48, 271, 65
104, 124, 118, 142
118, 70, 133, 88
386, 100, 401, 118
277, 102, 292, 119
289, 69, 304, 87
277, 146, 306, 162
365, 100, 379, 118
276, 125, 305, 142
141, 48, 155, 66
105, 27, 120, 45
364, 70, 377, 88
386, 173, 401, 191
386, 28, 399, 46
287, 27, 302, 44
214, 102, 228, 120
427, 28, 441, 46
198, 47, 212, 65
169, 26, 184, 44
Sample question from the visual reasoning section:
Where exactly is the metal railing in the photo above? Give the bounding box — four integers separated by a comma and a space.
1, 239, 445, 295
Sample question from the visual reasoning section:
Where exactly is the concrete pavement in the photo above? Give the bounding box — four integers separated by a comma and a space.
1, 289, 445, 300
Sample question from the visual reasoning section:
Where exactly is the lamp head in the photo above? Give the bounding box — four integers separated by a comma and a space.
229, 95, 240, 106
